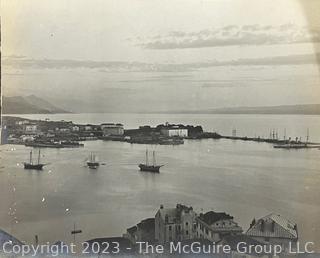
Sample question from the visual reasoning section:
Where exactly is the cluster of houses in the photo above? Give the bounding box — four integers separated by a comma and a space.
123, 204, 299, 256
0, 203, 300, 257
2, 116, 209, 145
2, 117, 125, 144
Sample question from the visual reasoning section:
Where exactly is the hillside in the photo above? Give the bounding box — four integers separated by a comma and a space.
201, 104, 320, 115
2, 95, 69, 114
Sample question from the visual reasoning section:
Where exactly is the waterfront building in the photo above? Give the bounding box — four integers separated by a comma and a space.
72, 125, 80, 132
15, 120, 30, 125
160, 123, 188, 138
246, 214, 298, 252
125, 218, 155, 244
101, 123, 124, 136
85, 124, 93, 131
195, 211, 243, 242
23, 123, 38, 133
155, 204, 196, 244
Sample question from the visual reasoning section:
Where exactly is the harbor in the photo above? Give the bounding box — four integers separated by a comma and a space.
1, 113, 320, 248
1, 135, 319, 250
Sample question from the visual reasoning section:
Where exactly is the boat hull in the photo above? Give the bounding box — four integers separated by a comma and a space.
24, 163, 44, 170
138, 164, 161, 173
87, 162, 100, 169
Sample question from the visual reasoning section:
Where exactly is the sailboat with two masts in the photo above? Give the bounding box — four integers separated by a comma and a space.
139, 150, 163, 173
87, 152, 100, 169
24, 149, 46, 170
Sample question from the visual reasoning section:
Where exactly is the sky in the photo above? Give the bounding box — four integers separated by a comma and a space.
2, 0, 320, 112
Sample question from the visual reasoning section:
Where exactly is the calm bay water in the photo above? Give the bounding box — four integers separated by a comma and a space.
0, 113, 320, 248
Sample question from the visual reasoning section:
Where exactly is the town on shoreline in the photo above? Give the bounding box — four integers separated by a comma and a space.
1, 116, 317, 149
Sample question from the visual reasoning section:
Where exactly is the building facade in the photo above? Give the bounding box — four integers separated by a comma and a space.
125, 218, 155, 244
23, 124, 38, 133
160, 125, 188, 138
155, 204, 196, 244
195, 211, 243, 242
246, 213, 298, 252
101, 123, 124, 136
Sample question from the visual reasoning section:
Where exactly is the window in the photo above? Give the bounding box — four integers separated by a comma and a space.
169, 226, 172, 231
205, 229, 208, 235
186, 230, 189, 235
186, 222, 189, 226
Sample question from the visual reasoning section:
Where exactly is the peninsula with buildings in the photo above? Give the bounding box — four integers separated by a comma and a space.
1, 116, 319, 149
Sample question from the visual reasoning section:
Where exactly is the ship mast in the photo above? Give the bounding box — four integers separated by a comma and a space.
146, 150, 149, 166
30, 150, 33, 164
153, 151, 156, 166
37, 149, 41, 165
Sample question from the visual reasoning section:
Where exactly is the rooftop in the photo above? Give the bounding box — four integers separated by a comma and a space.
246, 213, 298, 239
198, 211, 234, 225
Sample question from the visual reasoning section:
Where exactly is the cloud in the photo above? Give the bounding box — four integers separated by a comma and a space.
134, 24, 320, 49
3, 53, 319, 73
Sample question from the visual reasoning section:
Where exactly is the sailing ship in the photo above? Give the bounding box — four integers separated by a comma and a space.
139, 150, 163, 173
24, 149, 46, 170
87, 152, 99, 169
273, 129, 320, 149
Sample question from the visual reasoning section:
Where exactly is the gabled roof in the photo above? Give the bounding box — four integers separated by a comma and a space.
246, 214, 297, 239
198, 211, 234, 225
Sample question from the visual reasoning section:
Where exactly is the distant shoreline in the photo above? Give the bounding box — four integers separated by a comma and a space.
2, 112, 320, 116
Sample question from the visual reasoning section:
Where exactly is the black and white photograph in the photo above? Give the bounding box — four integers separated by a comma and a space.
0, 0, 320, 257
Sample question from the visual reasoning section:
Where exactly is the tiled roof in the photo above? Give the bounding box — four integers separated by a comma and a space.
246, 214, 297, 239
199, 211, 234, 225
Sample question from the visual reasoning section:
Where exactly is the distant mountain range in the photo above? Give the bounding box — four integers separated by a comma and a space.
2, 95, 69, 114
1, 95, 319, 115
176, 104, 320, 115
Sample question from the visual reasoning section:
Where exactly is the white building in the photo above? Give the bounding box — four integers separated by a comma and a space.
195, 211, 243, 242
15, 120, 29, 125
101, 123, 124, 136
155, 204, 196, 244
160, 125, 188, 137
72, 126, 80, 132
23, 124, 38, 133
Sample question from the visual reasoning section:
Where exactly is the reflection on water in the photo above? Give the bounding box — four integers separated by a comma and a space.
0, 114, 320, 249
